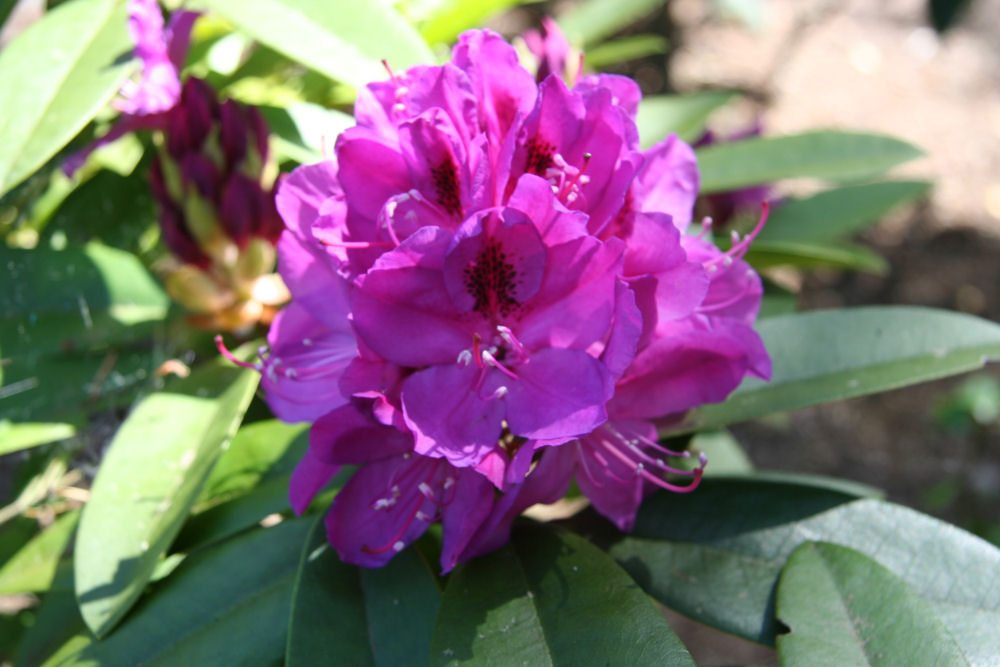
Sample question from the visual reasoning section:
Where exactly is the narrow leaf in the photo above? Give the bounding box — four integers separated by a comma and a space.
0, 421, 75, 455
676, 307, 1000, 433
431, 523, 693, 666
697, 131, 924, 194
558, 0, 665, 46
0, 0, 133, 196
744, 239, 889, 274
0, 509, 78, 594
74, 353, 260, 637
52, 518, 310, 665
776, 542, 970, 666
636, 91, 736, 147
199, 0, 434, 88
757, 181, 932, 243
604, 478, 1000, 662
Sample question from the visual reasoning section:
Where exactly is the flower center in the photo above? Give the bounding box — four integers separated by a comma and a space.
463, 241, 519, 317
431, 156, 462, 218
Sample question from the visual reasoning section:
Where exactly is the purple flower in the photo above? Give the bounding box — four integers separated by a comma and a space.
245, 29, 771, 571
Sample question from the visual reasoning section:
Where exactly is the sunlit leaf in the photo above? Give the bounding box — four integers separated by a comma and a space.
74, 353, 260, 637
0, 509, 77, 594
674, 307, 1000, 433
697, 131, 923, 194
583, 34, 667, 69
0, 421, 75, 455
52, 518, 310, 665
430, 523, 694, 666
419, 0, 523, 47
558, 0, 665, 46
636, 91, 736, 147
259, 102, 354, 165
287, 517, 442, 666
0, 0, 133, 196
198, 0, 434, 88
757, 181, 931, 243
776, 542, 969, 666
603, 478, 1000, 662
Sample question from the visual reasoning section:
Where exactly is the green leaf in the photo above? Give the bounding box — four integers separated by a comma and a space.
419, 0, 523, 47
604, 478, 1000, 661
636, 91, 736, 147
13, 563, 85, 667
430, 523, 693, 666
74, 353, 260, 637
0, 421, 75, 455
558, 0, 665, 46
686, 429, 753, 475
776, 542, 970, 666
696, 131, 924, 194
50, 518, 311, 665
0, 0, 133, 196
198, 0, 434, 88
744, 239, 889, 274
258, 102, 354, 165
757, 181, 932, 243
0, 242, 170, 359
675, 307, 1000, 433
0, 509, 77, 594
583, 34, 668, 70
286, 517, 442, 666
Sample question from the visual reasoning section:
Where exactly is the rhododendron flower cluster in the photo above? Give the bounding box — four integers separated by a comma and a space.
235, 30, 771, 571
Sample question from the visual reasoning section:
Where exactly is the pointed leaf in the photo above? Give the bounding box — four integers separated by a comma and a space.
0, 421, 76, 455
745, 239, 889, 274
287, 516, 442, 666
604, 478, 1000, 663
198, 0, 434, 88
51, 518, 310, 665
74, 353, 260, 637
0, 509, 78, 594
757, 181, 932, 243
431, 523, 694, 666
636, 91, 736, 147
675, 307, 1000, 433
776, 542, 970, 666
0, 0, 133, 196
696, 131, 923, 194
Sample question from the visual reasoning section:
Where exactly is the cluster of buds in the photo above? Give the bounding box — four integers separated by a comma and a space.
150, 78, 288, 331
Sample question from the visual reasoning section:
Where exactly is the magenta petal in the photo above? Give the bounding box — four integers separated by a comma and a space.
507, 174, 589, 245
351, 227, 472, 367
326, 455, 443, 568
401, 363, 505, 468
636, 134, 699, 231
275, 161, 341, 239
602, 280, 643, 381
653, 261, 710, 322
398, 110, 469, 220
439, 468, 496, 572
505, 348, 613, 440
309, 403, 412, 465
289, 448, 341, 515
622, 212, 685, 277
335, 127, 410, 223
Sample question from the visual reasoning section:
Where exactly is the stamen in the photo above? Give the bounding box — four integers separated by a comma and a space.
482, 350, 518, 380
215, 335, 261, 370
361, 495, 425, 555
703, 201, 770, 271
496, 325, 528, 363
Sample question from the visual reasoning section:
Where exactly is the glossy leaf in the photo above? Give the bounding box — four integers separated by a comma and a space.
636, 91, 736, 147
430, 523, 693, 666
287, 517, 442, 666
0, 0, 133, 196
675, 307, 1000, 433
697, 131, 923, 194
605, 478, 1000, 662
776, 542, 969, 666
74, 354, 260, 637
0, 421, 75, 455
199, 0, 434, 88
0, 509, 78, 594
558, 0, 665, 46
51, 518, 311, 665
757, 181, 932, 243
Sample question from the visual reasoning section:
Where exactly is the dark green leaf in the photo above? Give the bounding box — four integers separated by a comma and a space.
14, 563, 85, 667
636, 91, 736, 147
74, 353, 260, 637
50, 518, 311, 665
287, 517, 442, 666
675, 307, 1000, 433
757, 181, 931, 243
605, 478, 1000, 661
198, 0, 434, 88
697, 131, 924, 194
0, 509, 77, 594
776, 542, 970, 666
558, 0, 665, 46
0, 0, 133, 196
431, 523, 693, 666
